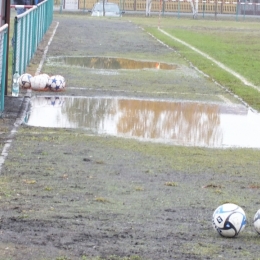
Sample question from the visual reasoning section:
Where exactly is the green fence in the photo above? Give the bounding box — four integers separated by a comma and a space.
0, 24, 8, 113
56, 0, 260, 16
12, 0, 53, 77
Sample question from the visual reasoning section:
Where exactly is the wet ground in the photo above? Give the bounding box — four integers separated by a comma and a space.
0, 96, 26, 151
26, 95, 260, 148
1, 12, 260, 260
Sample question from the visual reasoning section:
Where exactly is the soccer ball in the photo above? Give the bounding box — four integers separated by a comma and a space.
48, 75, 66, 92
40, 73, 50, 82
19, 73, 32, 89
212, 203, 246, 238
253, 209, 260, 234
31, 74, 49, 91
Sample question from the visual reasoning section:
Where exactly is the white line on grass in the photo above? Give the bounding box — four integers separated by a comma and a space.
158, 28, 260, 92
0, 127, 18, 172
35, 21, 59, 75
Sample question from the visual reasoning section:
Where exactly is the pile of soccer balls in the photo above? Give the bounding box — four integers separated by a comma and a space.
18, 73, 66, 92
212, 203, 260, 238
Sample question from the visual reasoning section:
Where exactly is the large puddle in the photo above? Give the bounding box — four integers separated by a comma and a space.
47, 56, 177, 70
25, 96, 260, 149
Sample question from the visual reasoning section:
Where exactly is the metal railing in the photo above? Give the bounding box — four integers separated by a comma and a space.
12, 0, 53, 77
54, 0, 260, 16
0, 24, 8, 113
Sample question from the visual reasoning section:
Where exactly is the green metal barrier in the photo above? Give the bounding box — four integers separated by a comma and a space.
0, 24, 8, 113
12, 0, 53, 77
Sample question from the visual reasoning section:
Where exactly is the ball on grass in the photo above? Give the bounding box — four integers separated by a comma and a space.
31, 74, 49, 91
19, 73, 32, 89
47, 75, 66, 92
212, 203, 246, 238
253, 209, 260, 234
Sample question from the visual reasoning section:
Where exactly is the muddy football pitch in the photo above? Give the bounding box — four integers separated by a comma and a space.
0, 12, 260, 260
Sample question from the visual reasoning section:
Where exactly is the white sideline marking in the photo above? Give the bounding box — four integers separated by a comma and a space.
158, 28, 260, 92
218, 95, 233, 104
35, 21, 59, 75
0, 129, 17, 172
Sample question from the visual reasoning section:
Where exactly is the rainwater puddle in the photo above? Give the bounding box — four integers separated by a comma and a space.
47, 56, 177, 70
25, 96, 260, 149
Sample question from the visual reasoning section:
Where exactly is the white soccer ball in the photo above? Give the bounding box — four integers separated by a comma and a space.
31, 74, 49, 91
19, 73, 32, 89
253, 209, 260, 234
212, 203, 246, 238
48, 75, 66, 92
40, 73, 50, 82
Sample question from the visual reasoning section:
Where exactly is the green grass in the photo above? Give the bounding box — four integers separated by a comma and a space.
129, 16, 260, 110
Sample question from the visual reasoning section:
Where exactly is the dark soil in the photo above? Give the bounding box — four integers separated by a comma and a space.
1, 12, 260, 260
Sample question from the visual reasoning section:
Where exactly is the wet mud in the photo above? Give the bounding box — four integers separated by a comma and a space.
1, 13, 260, 260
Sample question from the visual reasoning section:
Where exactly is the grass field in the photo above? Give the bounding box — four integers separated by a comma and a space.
128, 16, 260, 111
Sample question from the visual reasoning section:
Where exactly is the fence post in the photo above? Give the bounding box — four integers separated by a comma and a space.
236, 0, 239, 21
0, 24, 8, 113
60, 0, 63, 13
203, 0, 205, 18
83, 0, 86, 12
243, 2, 246, 19
12, 16, 19, 75
214, 0, 218, 19
162, 0, 165, 16
178, 0, 180, 18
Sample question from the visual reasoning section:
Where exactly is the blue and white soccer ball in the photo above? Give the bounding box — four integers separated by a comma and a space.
212, 203, 246, 238
19, 73, 32, 89
48, 75, 66, 92
253, 209, 260, 234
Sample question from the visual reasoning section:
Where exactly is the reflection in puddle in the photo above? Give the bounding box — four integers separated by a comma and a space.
25, 96, 260, 148
47, 56, 177, 70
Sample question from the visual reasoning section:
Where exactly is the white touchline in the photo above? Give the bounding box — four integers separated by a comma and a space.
158, 28, 260, 92
0, 129, 17, 172
35, 21, 59, 76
